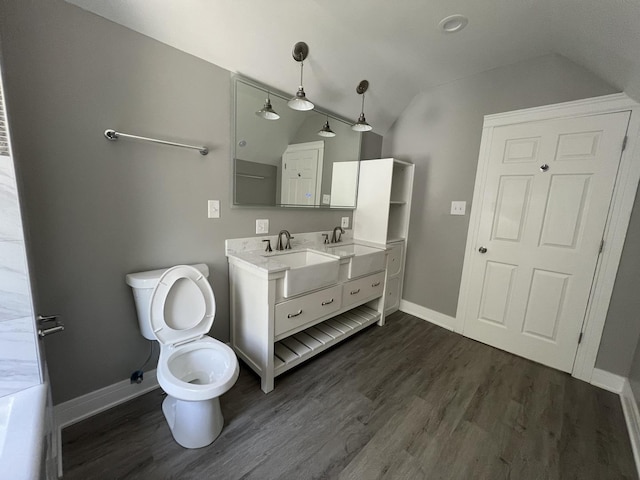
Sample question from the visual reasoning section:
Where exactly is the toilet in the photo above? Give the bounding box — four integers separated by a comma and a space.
125, 264, 239, 448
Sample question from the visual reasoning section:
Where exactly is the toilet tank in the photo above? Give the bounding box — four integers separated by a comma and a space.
125, 263, 210, 340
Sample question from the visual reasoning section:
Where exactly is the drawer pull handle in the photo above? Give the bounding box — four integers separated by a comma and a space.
287, 309, 303, 318
321, 299, 334, 306
350, 289, 361, 295
372, 281, 381, 287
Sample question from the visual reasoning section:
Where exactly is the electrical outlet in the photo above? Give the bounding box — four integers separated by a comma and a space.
450, 201, 466, 215
341, 216, 350, 228
322, 194, 331, 205
256, 219, 269, 234
208, 200, 220, 218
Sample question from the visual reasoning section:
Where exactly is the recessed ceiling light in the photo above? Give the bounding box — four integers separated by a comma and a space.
439, 14, 468, 33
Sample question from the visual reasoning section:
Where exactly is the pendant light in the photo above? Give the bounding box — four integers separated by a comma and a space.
255, 92, 280, 120
287, 42, 314, 111
318, 116, 336, 137
352, 80, 373, 132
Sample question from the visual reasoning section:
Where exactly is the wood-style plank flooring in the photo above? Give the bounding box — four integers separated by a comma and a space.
62, 312, 637, 479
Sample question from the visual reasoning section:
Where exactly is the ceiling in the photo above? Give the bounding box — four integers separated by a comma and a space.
65, 0, 640, 134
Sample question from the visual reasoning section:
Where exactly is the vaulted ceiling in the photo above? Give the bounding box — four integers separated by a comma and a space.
65, 0, 640, 134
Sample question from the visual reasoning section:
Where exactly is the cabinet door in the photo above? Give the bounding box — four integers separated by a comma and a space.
387, 241, 404, 278
275, 285, 342, 338
343, 271, 385, 309
385, 276, 401, 314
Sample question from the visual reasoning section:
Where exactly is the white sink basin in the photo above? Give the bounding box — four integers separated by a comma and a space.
325, 244, 386, 279
266, 250, 340, 297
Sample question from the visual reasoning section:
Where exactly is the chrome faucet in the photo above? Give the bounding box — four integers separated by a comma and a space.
330, 226, 345, 243
276, 230, 294, 250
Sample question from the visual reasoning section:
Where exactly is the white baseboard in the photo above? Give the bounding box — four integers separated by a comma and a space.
54, 368, 159, 429
399, 300, 456, 331
591, 368, 626, 393
54, 369, 159, 478
621, 379, 640, 477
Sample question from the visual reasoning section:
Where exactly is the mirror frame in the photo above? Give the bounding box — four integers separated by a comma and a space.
231, 74, 361, 209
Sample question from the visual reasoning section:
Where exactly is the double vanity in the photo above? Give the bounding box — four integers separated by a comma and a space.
227, 158, 415, 393
226, 233, 389, 393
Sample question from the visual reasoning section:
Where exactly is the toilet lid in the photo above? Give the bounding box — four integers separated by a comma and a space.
149, 265, 216, 345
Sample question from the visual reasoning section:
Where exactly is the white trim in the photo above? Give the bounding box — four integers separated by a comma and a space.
54, 369, 159, 429
621, 379, 640, 476
54, 370, 159, 477
483, 93, 634, 126
399, 300, 456, 331
455, 124, 493, 335
456, 93, 640, 384
573, 96, 640, 382
590, 368, 625, 393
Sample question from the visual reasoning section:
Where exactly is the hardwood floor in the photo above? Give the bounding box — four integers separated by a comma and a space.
62, 312, 637, 479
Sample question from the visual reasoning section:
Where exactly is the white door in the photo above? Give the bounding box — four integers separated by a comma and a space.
462, 111, 630, 372
281, 142, 324, 205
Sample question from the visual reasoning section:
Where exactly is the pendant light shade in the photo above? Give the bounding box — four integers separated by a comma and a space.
352, 80, 373, 132
288, 42, 315, 111
318, 117, 336, 137
256, 93, 280, 120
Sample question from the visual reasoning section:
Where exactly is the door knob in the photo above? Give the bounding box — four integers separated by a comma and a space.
478, 246, 488, 254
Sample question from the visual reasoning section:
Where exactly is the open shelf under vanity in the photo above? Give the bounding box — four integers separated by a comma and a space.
273, 305, 380, 375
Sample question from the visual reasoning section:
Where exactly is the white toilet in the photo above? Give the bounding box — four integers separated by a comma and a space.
125, 264, 239, 448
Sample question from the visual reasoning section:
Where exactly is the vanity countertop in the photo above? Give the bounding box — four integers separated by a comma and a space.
225, 231, 387, 274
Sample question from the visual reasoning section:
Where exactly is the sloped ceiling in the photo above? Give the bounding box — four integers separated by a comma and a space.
65, 0, 640, 134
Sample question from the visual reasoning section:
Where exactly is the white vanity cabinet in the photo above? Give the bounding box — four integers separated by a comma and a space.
228, 255, 386, 393
354, 158, 414, 315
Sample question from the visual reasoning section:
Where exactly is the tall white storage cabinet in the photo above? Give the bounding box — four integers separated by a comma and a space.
354, 158, 414, 315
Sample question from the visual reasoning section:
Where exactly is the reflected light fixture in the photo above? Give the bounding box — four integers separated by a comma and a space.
318, 116, 336, 137
256, 92, 280, 120
287, 42, 314, 111
352, 80, 373, 132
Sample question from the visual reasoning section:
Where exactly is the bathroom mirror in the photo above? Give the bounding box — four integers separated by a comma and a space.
233, 76, 362, 208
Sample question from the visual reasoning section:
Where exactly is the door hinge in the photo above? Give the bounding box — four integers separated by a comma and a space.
599, 239, 604, 254
578, 332, 584, 344
622, 135, 628, 152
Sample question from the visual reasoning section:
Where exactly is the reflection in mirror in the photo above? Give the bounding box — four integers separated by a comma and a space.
233, 76, 362, 208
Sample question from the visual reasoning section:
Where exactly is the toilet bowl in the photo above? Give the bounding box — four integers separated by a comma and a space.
126, 264, 239, 449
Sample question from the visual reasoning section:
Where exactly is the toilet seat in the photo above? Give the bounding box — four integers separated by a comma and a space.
158, 337, 239, 401
149, 265, 216, 346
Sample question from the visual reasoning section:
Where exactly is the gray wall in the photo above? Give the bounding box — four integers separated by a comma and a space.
381, 54, 640, 376
628, 326, 640, 410
597, 189, 640, 375
0, 0, 352, 404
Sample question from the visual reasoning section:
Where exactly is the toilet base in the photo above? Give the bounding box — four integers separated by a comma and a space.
162, 395, 224, 448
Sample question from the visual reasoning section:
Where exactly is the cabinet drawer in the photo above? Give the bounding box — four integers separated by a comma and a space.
387, 241, 404, 278
275, 285, 342, 338
343, 271, 385, 308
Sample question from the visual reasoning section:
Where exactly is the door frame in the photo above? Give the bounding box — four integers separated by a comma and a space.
456, 93, 640, 383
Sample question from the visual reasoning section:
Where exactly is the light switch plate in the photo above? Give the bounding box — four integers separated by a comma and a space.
208, 200, 220, 218
256, 219, 269, 234
450, 201, 466, 215
341, 216, 350, 228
